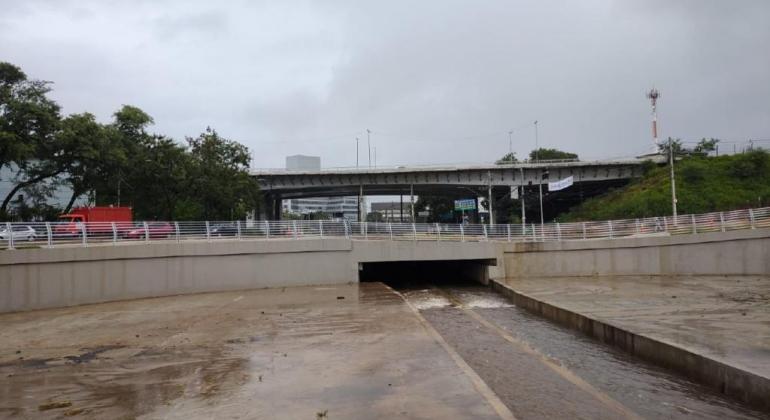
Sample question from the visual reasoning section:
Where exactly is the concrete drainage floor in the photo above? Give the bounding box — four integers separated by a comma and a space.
0, 281, 766, 419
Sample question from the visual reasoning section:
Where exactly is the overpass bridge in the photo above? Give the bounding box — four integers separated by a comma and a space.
251, 158, 656, 220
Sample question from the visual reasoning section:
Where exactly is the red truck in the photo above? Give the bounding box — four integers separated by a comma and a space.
55, 206, 134, 237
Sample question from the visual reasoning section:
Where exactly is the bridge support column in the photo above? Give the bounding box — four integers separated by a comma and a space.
260, 193, 282, 220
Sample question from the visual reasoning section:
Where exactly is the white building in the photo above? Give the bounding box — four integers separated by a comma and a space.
281, 155, 360, 220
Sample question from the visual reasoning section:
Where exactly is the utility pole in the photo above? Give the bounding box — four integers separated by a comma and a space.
648, 88, 677, 218
669, 136, 678, 218
367, 129, 371, 168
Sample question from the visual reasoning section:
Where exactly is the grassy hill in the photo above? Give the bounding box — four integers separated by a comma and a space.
559, 150, 770, 222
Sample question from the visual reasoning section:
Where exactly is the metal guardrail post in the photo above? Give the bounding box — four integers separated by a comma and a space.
608, 220, 613, 239
436, 223, 441, 241
264, 220, 270, 238
635, 219, 640, 234
319, 220, 324, 238
175, 222, 180, 242
6, 222, 13, 250
720, 212, 725, 232
482, 224, 488, 240
582, 222, 587, 239
749, 209, 756, 229
556, 223, 561, 241
691, 214, 697, 234
205, 221, 211, 241
460, 224, 465, 242
292, 220, 298, 239
663, 216, 668, 233
144, 221, 150, 243
388, 222, 393, 240
81, 223, 87, 247
364, 222, 368, 240
412, 223, 417, 241
111, 222, 117, 245
236, 220, 242, 240
45, 222, 52, 247
507, 224, 511, 242
344, 221, 350, 239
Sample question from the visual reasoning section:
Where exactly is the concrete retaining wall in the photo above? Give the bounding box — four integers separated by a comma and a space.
0, 239, 357, 313
502, 229, 770, 279
490, 280, 770, 411
0, 238, 501, 313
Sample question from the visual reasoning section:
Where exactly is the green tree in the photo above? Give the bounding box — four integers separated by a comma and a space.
496, 152, 518, 164
529, 148, 578, 161
693, 138, 719, 155
0, 62, 62, 218
186, 127, 260, 220
657, 138, 686, 156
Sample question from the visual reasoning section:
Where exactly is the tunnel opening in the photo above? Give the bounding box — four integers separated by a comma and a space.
358, 259, 495, 290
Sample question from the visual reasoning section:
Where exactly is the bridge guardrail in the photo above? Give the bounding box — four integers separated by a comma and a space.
1, 206, 769, 250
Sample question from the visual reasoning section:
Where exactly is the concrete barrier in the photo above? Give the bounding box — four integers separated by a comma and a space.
0, 238, 501, 313
489, 279, 770, 411
501, 228, 770, 279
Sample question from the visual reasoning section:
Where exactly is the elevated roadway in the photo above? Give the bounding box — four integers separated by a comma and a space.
252, 158, 657, 220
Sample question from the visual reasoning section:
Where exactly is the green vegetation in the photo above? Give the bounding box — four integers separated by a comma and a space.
0, 62, 260, 221
559, 150, 770, 221
529, 148, 578, 161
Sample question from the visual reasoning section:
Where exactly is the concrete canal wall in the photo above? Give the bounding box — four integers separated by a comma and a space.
501, 228, 770, 279
1, 228, 768, 313
0, 239, 501, 313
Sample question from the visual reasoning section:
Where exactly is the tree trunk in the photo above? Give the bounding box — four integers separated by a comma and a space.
62, 188, 83, 215
0, 172, 60, 215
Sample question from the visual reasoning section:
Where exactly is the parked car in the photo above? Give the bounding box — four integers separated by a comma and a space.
123, 222, 174, 239
0, 225, 37, 242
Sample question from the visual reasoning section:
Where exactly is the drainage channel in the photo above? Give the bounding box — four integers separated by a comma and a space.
394, 281, 766, 420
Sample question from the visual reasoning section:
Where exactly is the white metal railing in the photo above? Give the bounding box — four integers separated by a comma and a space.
1, 207, 769, 250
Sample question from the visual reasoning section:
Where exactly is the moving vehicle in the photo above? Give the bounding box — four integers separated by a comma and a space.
54, 206, 133, 237
0, 225, 37, 242
123, 222, 174, 239
210, 224, 238, 237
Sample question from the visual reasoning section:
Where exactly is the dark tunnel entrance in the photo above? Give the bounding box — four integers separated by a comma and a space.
358, 259, 496, 288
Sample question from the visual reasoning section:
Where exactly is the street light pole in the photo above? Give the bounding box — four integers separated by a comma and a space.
508, 130, 513, 161
534, 120, 539, 162
538, 172, 545, 226
367, 129, 371, 168
520, 167, 526, 226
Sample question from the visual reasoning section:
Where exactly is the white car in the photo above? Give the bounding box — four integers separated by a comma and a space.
0, 225, 38, 242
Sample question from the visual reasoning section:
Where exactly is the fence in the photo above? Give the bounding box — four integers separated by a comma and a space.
2, 207, 769, 250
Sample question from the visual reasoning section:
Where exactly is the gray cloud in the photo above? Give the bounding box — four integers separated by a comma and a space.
1, 0, 768, 168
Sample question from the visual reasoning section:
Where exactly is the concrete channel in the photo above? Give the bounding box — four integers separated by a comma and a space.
1, 228, 768, 418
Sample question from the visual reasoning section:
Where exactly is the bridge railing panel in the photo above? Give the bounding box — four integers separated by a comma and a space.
3, 206, 770, 249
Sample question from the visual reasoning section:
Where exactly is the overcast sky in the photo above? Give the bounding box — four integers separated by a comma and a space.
1, 0, 768, 169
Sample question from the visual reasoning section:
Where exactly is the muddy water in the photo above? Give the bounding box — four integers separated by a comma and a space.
400, 282, 767, 420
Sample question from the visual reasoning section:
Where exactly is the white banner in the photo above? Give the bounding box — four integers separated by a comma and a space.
548, 175, 574, 191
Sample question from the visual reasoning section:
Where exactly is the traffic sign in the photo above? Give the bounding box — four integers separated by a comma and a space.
454, 199, 476, 211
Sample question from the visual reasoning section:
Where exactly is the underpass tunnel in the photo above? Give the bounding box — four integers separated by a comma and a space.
358, 259, 496, 289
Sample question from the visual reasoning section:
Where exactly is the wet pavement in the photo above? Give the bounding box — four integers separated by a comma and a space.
0, 284, 503, 419
500, 275, 770, 379
400, 282, 767, 419
1, 279, 767, 419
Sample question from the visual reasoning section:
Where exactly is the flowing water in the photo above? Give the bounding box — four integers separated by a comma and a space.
396, 281, 767, 420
